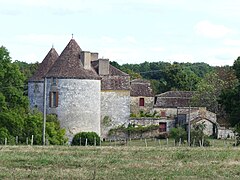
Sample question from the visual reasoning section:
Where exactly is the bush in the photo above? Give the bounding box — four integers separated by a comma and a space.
234, 123, 240, 146
190, 123, 210, 147
169, 126, 187, 143
71, 132, 100, 146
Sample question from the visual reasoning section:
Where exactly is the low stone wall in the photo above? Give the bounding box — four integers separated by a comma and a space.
217, 128, 235, 139
107, 117, 174, 140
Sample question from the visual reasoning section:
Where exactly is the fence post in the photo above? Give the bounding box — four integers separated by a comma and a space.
31, 135, 34, 146
94, 137, 96, 146
166, 138, 169, 146
145, 139, 148, 147
5, 138, 7, 146
79, 137, 81, 146
85, 138, 88, 146
179, 138, 182, 146
16, 136, 18, 145
26, 137, 28, 145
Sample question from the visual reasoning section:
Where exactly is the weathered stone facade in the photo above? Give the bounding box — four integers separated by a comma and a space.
28, 38, 131, 142
28, 82, 44, 112
130, 96, 154, 114
101, 90, 130, 138
46, 79, 101, 140
129, 118, 175, 132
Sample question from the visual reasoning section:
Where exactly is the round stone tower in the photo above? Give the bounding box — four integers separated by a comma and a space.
45, 39, 101, 141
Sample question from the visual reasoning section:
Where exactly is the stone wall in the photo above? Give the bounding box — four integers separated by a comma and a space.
129, 118, 175, 132
101, 90, 130, 138
28, 82, 44, 112
153, 107, 178, 118
130, 96, 154, 114
46, 78, 101, 142
217, 127, 235, 139
195, 119, 214, 136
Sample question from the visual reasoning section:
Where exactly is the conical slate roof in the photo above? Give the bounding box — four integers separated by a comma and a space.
45, 39, 100, 79
29, 48, 59, 82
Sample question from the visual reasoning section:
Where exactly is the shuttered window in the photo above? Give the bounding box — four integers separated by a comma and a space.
139, 98, 144, 106
159, 122, 167, 132
49, 91, 58, 107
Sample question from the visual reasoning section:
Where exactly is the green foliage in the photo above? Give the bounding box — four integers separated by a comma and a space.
71, 132, 100, 146
0, 46, 28, 110
233, 56, 240, 79
24, 112, 68, 145
130, 110, 160, 118
234, 124, 240, 146
108, 124, 159, 136
169, 126, 187, 143
102, 116, 112, 126
191, 123, 210, 147
111, 60, 212, 94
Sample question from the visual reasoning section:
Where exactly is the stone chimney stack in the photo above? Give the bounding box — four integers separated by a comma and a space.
91, 52, 98, 61
81, 51, 92, 70
99, 59, 109, 75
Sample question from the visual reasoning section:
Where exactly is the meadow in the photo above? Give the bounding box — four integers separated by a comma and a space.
0, 139, 240, 179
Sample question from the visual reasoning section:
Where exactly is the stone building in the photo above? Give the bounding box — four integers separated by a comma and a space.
130, 79, 154, 115
153, 91, 219, 136
28, 38, 130, 140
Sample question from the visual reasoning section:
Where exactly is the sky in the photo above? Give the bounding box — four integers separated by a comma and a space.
1, 0, 240, 66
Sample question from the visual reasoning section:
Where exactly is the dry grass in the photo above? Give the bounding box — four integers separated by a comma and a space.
0, 144, 240, 179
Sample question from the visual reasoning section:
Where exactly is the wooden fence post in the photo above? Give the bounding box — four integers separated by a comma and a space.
31, 135, 34, 146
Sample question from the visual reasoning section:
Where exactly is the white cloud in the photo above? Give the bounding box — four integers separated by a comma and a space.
16, 34, 68, 44
123, 36, 137, 44
149, 47, 165, 52
195, 20, 234, 38
100, 36, 116, 44
224, 39, 240, 46
166, 53, 194, 63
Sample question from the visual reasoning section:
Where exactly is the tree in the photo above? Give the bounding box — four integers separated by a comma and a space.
0, 46, 67, 145
0, 46, 28, 110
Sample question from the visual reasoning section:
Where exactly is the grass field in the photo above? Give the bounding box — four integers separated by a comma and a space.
0, 140, 240, 180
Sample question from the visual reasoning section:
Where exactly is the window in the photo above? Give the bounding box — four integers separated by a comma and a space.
139, 98, 144, 106
159, 122, 167, 132
49, 91, 58, 107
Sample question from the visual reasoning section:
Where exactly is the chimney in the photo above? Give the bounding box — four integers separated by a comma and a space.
81, 51, 91, 70
91, 52, 98, 61
99, 59, 109, 75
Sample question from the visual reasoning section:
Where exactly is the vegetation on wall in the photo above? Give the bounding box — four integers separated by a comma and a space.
130, 110, 160, 118
108, 123, 159, 137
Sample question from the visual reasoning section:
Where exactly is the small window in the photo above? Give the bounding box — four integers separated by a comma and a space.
159, 122, 167, 132
139, 98, 144, 106
49, 91, 58, 107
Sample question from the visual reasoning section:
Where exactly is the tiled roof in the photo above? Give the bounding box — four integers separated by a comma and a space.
91, 60, 130, 90
130, 79, 154, 97
154, 91, 194, 108
155, 91, 194, 98
91, 61, 128, 76
28, 48, 58, 82
45, 39, 100, 79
